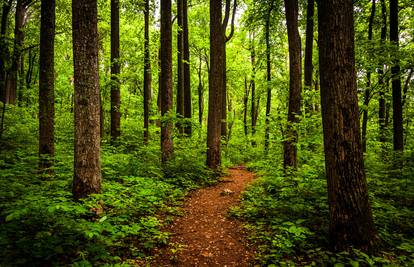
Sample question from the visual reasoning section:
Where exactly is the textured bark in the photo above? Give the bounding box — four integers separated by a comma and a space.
110, 0, 121, 141
176, 0, 184, 133
38, 0, 55, 172
0, 0, 13, 103
72, 0, 102, 200
143, 0, 151, 143
304, 0, 314, 93
183, 0, 192, 135
207, 0, 224, 170
390, 0, 403, 151
283, 0, 302, 169
263, 2, 273, 152
361, 0, 376, 153
318, 0, 378, 250
7, 0, 28, 105
378, 0, 387, 143
250, 34, 258, 142
197, 54, 203, 126
160, 0, 174, 162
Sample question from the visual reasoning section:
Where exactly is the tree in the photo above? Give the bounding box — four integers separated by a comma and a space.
207, 0, 224, 170
143, 0, 151, 143
318, 0, 378, 250
72, 0, 102, 200
283, 0, 302, 169
176, 0, 184, 133
263, 2, 273, 152
390, 0, 403, 151
160, 0, 174, 163
0, 0, 13, 103
38, 0, 55, 172
183, 0, 192, 135
378, 0, 387, 143
110, 0, 121, 141
304, 0, 314, 110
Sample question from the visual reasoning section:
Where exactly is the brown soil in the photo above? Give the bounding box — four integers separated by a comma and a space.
151, 166, 256, 267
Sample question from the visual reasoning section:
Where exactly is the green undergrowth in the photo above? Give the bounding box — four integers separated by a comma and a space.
231, 148, 414, 266
0, 112, 216, 266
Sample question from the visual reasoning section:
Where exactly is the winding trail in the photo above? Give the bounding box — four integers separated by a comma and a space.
152, 166, 256, 266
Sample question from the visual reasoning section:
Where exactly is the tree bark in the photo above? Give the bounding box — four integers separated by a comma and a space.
250, 33, 257, 142
0, 0, 13, 103
318, 0, 378, 250
183, 0, 192, 135
38, 0, 55, 173
160, 0, 174, 163
197, 54, 203, 127
390, 0, 403, 151
143, 0, 151, 143
207, 0, 224, 170
176, 0, 184, 133
243, 77, 249, 136
283, 0, 302, 169
361, 0, 376, 153
72, 0, 102, 200
110, 0, 121, 141
304, 0, 314, 111
378, 0, 387, 143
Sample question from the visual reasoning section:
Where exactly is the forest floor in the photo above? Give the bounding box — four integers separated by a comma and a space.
151, 166, 257, 266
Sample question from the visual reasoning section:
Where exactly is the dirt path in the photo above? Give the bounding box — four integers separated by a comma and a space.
152, 166, 256, 266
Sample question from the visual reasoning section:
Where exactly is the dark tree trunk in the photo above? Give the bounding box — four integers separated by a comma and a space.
197, 54, 203, 127
361, 0, 376, 153
143, 0, 151, 143
183, 0, 192, 135
378, 0, 387, 143
72, 0, 102, 200
176, 0, 184, 133
160, 0, 174, 163
38, 0, 55, 172
390, 0, 403, 151
264, 1, 274, 153
0, 0, 13, 103
243, 77, 249, 136
207, 0, 224, 170
318, 0, 379, 250
18, 51, 24, 105
304, 0, 314, 110
250, 33, 257, 140
7, 0, 28, 105
110, 0, 121, 141
402, 69, 413, 107
283, 0, 302, 169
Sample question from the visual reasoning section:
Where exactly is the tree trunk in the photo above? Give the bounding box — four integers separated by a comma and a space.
250, 33, 257, 142
72, 0, 102, 200
110, 0, 121, 141
160, 0, 174, 163
143, 0, 151, 143
390, 0, 403, 151
361, 0, 376, 153
183, 0, 192, 135
264, 11, 272, 152
304, 0, 314, 111
283, 0, 302, 169
0, 0, 13, 103
318, 0, 378, 250
378, 0, 387, 143
197, 54, 203, 127
207, 0, 224, 170
176, 0, 184, 133
38, 0, 55, 173
7, 0, 27, 105
243, 77, 249, 136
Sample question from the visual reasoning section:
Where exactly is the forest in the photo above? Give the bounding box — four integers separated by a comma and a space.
0, 0, 413, 266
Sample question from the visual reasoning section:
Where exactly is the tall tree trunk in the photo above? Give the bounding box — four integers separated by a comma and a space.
243, 77, 249, 136
390, 0, 403, 151
207, 0, 224, 170
318, 0, 378, 250
176, 0, 184, 133
250, 33, 257, 141
0, 0, 13, 103
378, 0, 387, 143
264, 2, 274, 153
197, 54, 203, 127
361, 0, 376, 153
143, 0, 151, 143
7, 0, 27, 105
183, 0, 192, 135
160, 0, 174, 163
283, 0, 302, 169
38, 0, 55, 173
18, 51, 24, 105
72, 0, 102, 200
304, 0, 314, 111
110, 0, 121, 141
